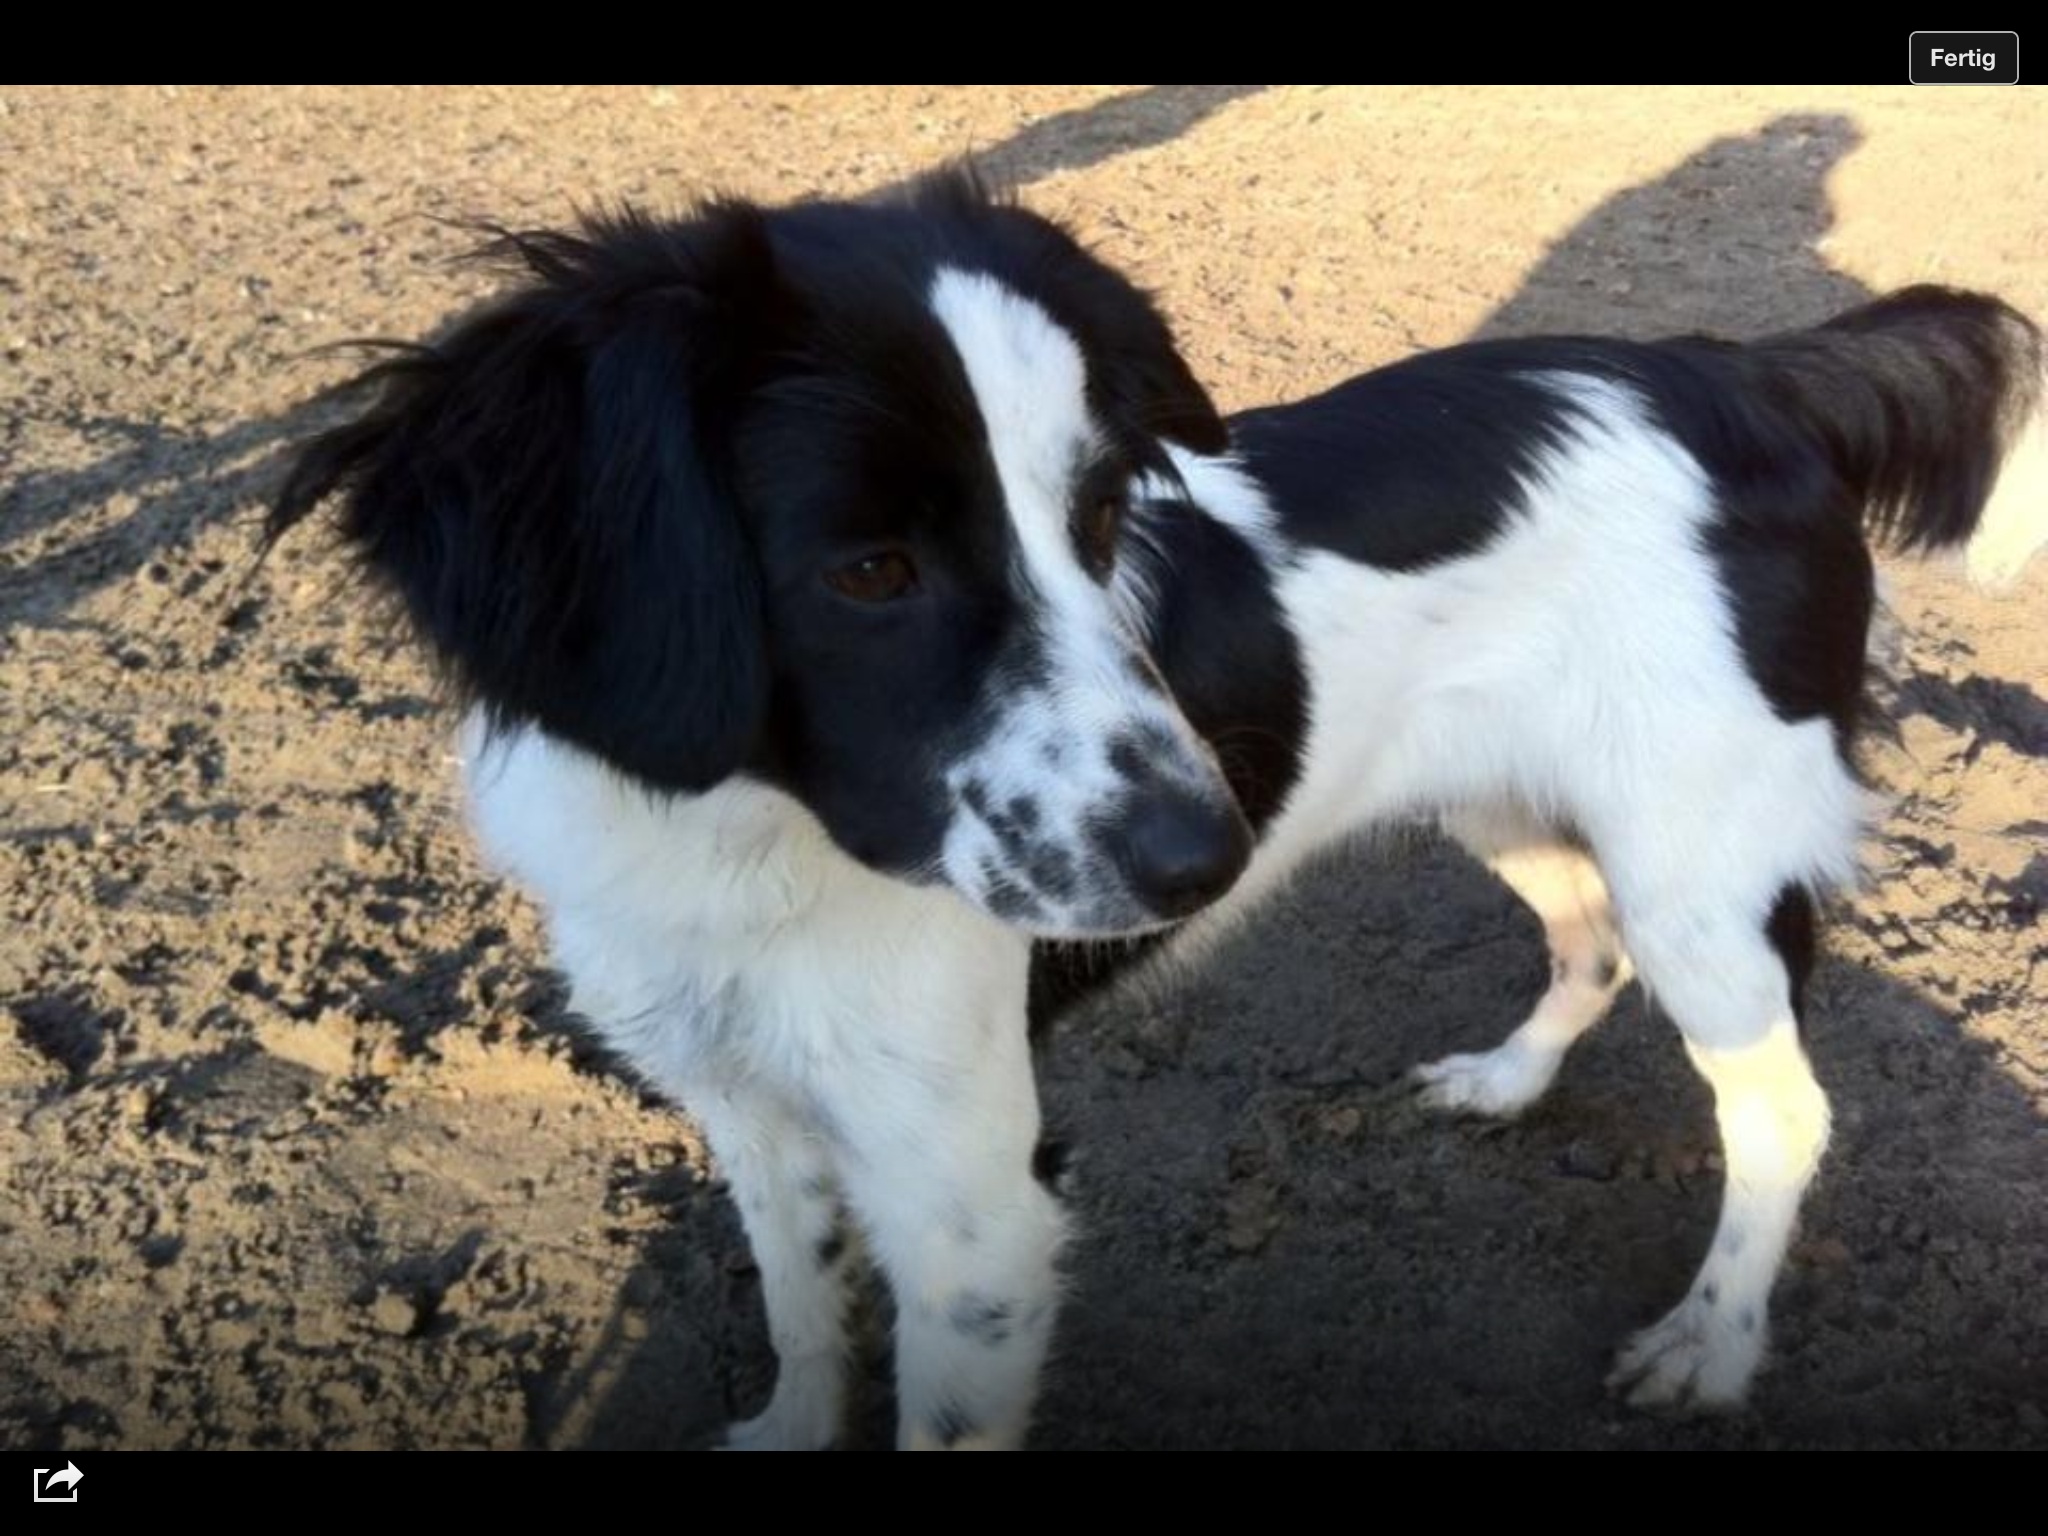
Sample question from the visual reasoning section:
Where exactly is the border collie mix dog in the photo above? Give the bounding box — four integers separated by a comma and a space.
271, 172, 2046, 1448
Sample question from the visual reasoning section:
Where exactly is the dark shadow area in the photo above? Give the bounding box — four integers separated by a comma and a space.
1474, 114, 1869, 342
10, 987, 118, 1088
871, 85, 1266, 201
0, 408, 319, 631
1028, 841, 2048, 1449
519, 1171, 736, 1448
523, 1167, 781, 1450
1896, 668, 2048, 761
366, 1227, 490, 1341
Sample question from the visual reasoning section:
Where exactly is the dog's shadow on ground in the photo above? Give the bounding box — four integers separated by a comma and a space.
1031, 841, 2048, 1450
546, 110, 2047, 1449
1473, 112, 1869, 341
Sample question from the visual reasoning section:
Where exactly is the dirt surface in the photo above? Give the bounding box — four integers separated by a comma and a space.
3, 86, 2044, 1451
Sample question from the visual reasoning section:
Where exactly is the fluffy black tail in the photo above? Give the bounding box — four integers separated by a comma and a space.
1754, 285, 2046, 584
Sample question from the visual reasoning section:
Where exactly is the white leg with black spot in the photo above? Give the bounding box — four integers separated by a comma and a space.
1607, 930, 1830, 1409
687, 1089, 853, 1452
833, 1023, 1066, 1452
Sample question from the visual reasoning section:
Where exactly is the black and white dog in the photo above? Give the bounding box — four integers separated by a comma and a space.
271, 172, 2045, 1448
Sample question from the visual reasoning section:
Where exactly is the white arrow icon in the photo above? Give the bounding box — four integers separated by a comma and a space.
33, 1462, 83, 1501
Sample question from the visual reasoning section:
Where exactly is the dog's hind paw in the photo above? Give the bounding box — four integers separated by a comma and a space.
1412, 1042, 1557, 1117
722, 1406, 836, 1452
721, 1362, 842, 1451
1607, 1295, 1762, 1411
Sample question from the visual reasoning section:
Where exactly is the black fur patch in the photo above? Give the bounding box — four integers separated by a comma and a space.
815, 1226, 848, 1269
1698, 446, 1874, 757
1107, 738, 1148, 784
269, 209, 780, 794
1031, 1134, 1072, 1193
948, 1293, 1017, 1347
980, 862, 1040, 922
1134, 501, 1309, 833
1231, 350, 1578, 573
1765, 884, 1819, 1025
1025, 847, 1078, 902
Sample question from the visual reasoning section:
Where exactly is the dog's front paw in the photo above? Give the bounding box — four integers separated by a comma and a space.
1607, 1294, 1762, 1411
1412, 1042, 1557, 1117
721, 1359, 842, 1451
722, 1405, 836, 1452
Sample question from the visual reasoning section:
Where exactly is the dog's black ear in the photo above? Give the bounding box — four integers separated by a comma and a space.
271, 208, 777, 793
1084, 305, 1229, 457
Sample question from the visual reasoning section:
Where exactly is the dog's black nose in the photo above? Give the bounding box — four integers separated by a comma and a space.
1117, 789, 1253, 919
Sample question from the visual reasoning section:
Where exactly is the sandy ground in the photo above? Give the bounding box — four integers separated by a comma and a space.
2, 85, 2044, 1451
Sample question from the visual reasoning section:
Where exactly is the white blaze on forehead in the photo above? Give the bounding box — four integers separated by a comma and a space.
925, 271, 1230, 938
929, 267, 1101, 609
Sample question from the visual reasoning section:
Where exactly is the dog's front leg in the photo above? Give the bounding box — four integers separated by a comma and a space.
834, 1008, 1067, 1451
685, 1084, 855, 1451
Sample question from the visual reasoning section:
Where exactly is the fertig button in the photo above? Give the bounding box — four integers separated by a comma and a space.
1910, 31, 2019, 83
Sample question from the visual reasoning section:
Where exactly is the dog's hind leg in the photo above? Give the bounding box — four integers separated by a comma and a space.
1415, 808, 1633, 1116
1606, 883, 1829, 1409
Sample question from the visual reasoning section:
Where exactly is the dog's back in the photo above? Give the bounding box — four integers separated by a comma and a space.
1120, 285, 2044, 1405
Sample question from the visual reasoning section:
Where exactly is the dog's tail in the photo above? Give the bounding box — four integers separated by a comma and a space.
1754, 285, 2046, 586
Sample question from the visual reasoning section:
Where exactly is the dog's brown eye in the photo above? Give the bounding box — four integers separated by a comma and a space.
1091, 494, 1124, 544
1080, 493, 1126, 579
826, 550, 919, 603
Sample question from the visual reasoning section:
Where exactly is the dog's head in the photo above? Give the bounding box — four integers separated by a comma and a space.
272, 171, 1251, 937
